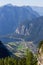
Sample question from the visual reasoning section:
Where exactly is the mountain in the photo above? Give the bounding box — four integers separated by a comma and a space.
0, 4, 39, 36
15, 16, 43, 44
32, 6, 43, 16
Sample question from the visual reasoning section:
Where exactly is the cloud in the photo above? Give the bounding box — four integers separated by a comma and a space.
0, 0, 43, 6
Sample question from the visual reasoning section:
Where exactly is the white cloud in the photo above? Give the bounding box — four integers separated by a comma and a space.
0, 0, 43, 7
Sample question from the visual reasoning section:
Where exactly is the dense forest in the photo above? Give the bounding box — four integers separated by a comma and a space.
0, 49, 37, 65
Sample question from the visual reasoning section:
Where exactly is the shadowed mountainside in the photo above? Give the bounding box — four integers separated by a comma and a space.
0, 41, 10, 58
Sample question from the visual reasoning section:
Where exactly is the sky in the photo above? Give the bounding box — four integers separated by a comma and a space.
0, 0, 43, 7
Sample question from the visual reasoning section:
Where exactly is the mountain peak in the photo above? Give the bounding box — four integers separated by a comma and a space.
3, 4, 13, 7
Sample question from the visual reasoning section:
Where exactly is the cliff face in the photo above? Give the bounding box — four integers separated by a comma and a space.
37, 44, 43, 65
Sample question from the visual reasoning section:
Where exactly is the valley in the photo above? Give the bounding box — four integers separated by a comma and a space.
0, 4, 43, 65
4, 41, 37, 57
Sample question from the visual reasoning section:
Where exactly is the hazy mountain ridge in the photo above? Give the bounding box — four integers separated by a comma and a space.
32, 6, 43, 16
0, 4, 39, 36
